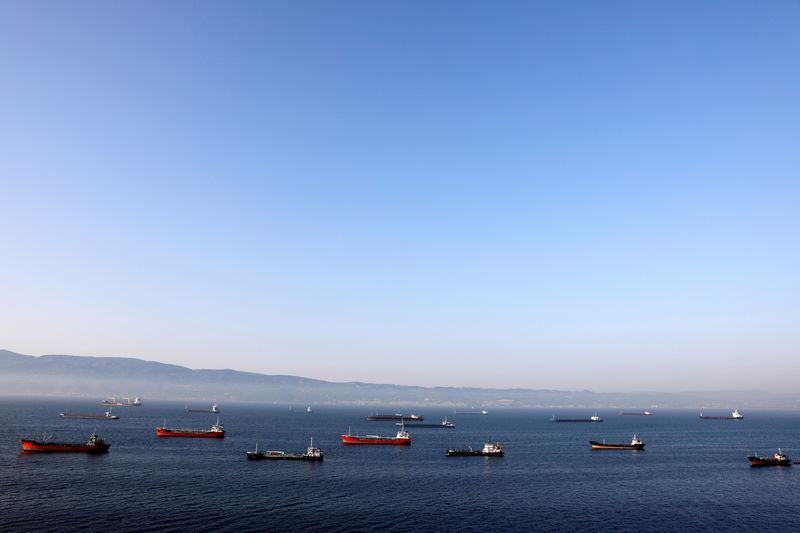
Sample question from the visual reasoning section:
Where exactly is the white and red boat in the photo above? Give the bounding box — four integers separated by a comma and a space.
748, 449, 791, 466
156, 417, 225, 438
341, 425, 411, 445
20, 432, 110, 453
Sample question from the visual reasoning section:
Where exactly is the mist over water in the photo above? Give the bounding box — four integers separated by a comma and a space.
2, 397, 800, 532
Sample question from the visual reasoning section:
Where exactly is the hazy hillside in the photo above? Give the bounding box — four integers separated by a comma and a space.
2, 350, 798, 409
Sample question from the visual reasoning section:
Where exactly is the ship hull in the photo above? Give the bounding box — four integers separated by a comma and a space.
341, 435, 410, 445
156, 428, 224, 438
446, 450, 503, 456
550, 419, 600, 422
366, 416, 423, 422
399, 424, 454, 428
700, 417, 742, 420
20, 440, 110, 453
748, 457, 791, 466
246, 452, 322, 461
60, 414, 117, 419
589, 441, 645, 450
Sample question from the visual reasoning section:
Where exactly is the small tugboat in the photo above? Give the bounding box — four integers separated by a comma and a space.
341, 424, 411, 445
60, 408, 118, 420
156, 416, 225, 438
185, 403, 220, 414
748, 449, 791, 466
589, 434, 645, 450
246, 437, 323, 461
365, 412, 423, 422
446, 439, 503, 456
397, 417, 455, 428
20, 431, 110, 453
700, 409, 743, 420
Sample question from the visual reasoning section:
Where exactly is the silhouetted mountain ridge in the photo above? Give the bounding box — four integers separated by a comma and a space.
2, 349, 797, 408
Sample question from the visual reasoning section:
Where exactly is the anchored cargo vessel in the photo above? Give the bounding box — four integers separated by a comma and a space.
700, 409, 743, 420
246, 438, 323, 461
453, 410, 488, 415
103, 397, 141, 407
156, 417, 225, 438
60, 409, 118, 420
20, 432, 110, 453
619, 411, 652, 416
185, 403, 220, 414
748, 449, 790, 466
550, 413, 603, 422
589, 435, 645, 450
365, 413, 423, 422
342, 425, 411, 445
397, 417, 455, 428
447, 439, 503, 456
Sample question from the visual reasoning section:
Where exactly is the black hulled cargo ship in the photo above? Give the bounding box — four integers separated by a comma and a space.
447, 439, 503, 456
589, 435, 645, 450
246, 438, 323, 461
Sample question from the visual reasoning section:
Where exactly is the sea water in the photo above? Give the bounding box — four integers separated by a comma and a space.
2, 398, 799, 532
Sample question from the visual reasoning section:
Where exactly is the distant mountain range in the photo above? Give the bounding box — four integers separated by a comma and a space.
2, 349, 798, 409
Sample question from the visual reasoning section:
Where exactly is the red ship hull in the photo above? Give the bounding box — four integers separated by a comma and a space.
156, 428, 225, 438
341, 435, 411, 445
20, 439, 110, 453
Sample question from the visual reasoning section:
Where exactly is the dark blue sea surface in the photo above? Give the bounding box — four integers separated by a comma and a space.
2, 398, 799, 532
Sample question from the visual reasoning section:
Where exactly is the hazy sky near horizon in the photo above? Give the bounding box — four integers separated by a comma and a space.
1, 1, 799, 393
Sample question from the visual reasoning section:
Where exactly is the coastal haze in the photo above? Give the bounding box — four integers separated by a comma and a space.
3, 350, 797, 409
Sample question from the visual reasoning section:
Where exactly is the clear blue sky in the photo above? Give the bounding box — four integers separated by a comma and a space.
1, 1, 798, 392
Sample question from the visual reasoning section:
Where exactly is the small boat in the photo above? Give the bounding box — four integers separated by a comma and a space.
397, 417, 455, 428
307, 405, 313, 413
59, 408, 118, 420
619, 411, 652, 416
589, 434, 645, 450
102, 397, 141, 407
700, 409, 742, 420
185, 403, 220, 414
247, 437, 323, 461
748, 449, 791, 466
447, 439, 503, 456
453, 410, 488, 415
365, 412, 423, 422
20, 432, 110, 453
341, 425, 411, 445
156, 416, 225, 438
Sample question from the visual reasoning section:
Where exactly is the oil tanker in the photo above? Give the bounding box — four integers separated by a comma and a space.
20, 432, 110, 453
156, 417, 225, 438
60, 409, 118, 420
247, 438, 323, 461
365, 413, 423, 422
700, 409, 743, 420
341, 426, 411, 445
589, 435, 645, 450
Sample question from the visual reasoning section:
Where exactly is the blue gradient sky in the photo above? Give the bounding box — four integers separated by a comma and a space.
1, 1, 798, 392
